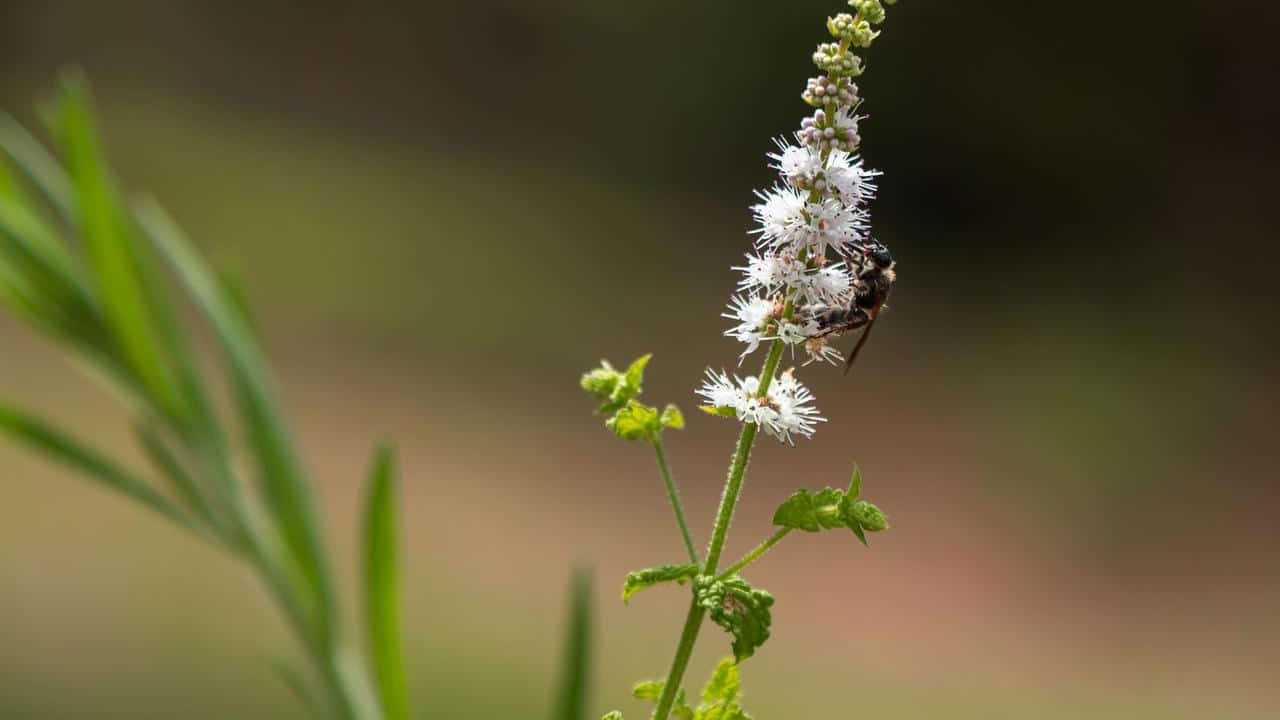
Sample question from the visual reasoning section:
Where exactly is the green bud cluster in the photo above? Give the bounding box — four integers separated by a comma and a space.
812, 41, 864, 77
828, 13, 878, 48
580, 355, 684, 442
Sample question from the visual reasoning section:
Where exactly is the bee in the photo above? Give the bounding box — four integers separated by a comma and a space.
813, 241, 896, 375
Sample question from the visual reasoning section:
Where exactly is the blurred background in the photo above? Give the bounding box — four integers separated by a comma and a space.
2, 1, 1278, 717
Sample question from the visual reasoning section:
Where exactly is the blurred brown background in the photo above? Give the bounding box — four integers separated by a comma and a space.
2, 1, 1278, 718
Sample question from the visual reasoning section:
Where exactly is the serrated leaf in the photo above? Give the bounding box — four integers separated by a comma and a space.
621, 563, 699, 603
848, 463, 863, 499
660, 404, 685, 430
689, 658, 753, 720
700, 658, 740, 705
771, 490, 820, 532
606, 400, 661, 441
695, 575, 775, 662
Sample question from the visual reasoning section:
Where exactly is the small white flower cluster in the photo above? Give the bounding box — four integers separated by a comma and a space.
697, 369, 824, 444
701, 0, 897, 443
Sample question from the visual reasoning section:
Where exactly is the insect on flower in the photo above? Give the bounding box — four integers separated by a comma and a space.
811, 240, 897, 374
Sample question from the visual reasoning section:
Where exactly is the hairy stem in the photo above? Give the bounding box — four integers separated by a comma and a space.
652, 436, 699, 565
651, 336, 786, 720
717, 527, 792, 580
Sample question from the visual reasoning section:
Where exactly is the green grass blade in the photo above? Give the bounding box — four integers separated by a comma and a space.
272, 659, 333, 720
552, 567, 594, 720
0, 112, 75, 221
135, 422, 221, 534
0, 402, 195, 533
362, 444, 408, 720
134, 197, 337, 650
49, 75, 184, 419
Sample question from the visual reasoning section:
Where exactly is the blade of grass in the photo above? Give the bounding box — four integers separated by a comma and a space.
0, 112, 75, 221
135, 422, 222, 536
552, 567, 593, 720
362, 444, 408, 720
135, 196, 338, 651
49, 76, 183, 419
272, 659, 333, 720
0, 402, 198, 535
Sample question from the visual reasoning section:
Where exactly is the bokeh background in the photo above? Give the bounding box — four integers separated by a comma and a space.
2, 1, 1278, 718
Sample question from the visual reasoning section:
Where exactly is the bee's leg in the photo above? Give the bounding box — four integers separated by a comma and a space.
842, 313, 879, 376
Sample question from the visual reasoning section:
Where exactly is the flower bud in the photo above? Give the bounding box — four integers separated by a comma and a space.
846, 499, 889, 532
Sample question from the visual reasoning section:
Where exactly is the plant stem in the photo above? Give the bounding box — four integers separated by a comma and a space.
717, 527, 792, 580
652, 436, 699, 565
651, 336, 786, 720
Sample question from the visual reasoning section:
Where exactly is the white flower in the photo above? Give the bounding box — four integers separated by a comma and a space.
776, 318, 818, 346
697, 369, 824, 443
697, 369, 747, 412
826, 152, 880, 207
722, 295, 775, 358
751, 186, 807, 249
802, 337, 845, 366
735, 253, 805, 293
800, 199, 868, 256
769, 141, 823, 187
764, 369, 825, 443
794, 262, 853, 305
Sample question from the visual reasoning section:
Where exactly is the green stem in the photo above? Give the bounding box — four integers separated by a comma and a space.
651, 337, 786, 720
717, 527, 792, 580
652, 436, 699, 565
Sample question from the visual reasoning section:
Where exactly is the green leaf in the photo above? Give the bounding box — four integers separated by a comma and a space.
271, 659, 327, 719
623, 353, 651, 394
771, 489, 821, 532
660, 404, 685, 430
51, 75, 184, 419
631, 681, 664, 701
362, 445, 408, 720
0, 112, 75, 221
849, 520, 869, 547
847, 463, 863, 499
606, 400, 661, 442
695, 575, 775, 662
621, 563, 699, 603
700, 658, 740, 706
699, 405, 737, 418
552, 568, 593, 720
135, 422, 219, 532
630, 680, 692, 719
136, 198, 337, 651
0, 402, 195, 534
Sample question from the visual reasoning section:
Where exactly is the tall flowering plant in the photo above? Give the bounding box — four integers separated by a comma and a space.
582, 2, 900, 718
